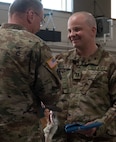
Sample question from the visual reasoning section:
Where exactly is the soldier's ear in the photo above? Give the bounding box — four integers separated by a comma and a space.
26, 9, 34, 24
91, 26, 97, 36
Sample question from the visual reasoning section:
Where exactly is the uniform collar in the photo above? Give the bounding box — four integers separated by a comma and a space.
1, 23, 26, 30
72, 45, 104, 65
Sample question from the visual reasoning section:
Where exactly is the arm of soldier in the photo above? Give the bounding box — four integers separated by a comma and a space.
28, 42, 44, 102
29, 41, 62, 107
78, 103, 116, 137
79, 64, 116, 137
28, 41, 52, 96
94, 64, 116, 136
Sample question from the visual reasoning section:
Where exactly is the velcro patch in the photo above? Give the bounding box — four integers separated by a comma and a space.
47, 57, 57, 69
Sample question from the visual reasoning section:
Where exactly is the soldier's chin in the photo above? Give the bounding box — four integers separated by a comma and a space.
72, 43, 78, 48
71, 40, 78, 47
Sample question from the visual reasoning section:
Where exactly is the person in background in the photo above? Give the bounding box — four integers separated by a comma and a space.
0, 0, 61, 142
56, 11, 116, 142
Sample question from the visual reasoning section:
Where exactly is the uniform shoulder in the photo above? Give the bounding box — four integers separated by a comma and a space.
56, 48, 75, 59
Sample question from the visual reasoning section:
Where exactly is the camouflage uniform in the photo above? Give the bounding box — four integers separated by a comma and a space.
0, 23, 61, 142
55, 44, 116, 142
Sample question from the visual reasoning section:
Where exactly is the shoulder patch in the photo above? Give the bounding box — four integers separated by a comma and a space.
47, 57, 57, 69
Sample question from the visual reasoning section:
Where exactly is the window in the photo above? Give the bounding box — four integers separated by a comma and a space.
111, 0, 116, 19
42, 0, 72, 12
0, 0, 13, 2
0, 0, 73, 12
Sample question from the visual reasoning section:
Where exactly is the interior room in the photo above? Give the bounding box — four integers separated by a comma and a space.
0, 0, 116, 57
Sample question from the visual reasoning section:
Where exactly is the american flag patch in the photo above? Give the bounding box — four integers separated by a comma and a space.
47, 57, 57, 69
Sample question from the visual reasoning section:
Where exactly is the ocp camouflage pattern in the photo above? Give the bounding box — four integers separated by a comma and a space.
55, 45, 116, 142
0, 23, 61, 142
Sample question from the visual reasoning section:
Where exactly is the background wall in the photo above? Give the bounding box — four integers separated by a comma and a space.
73, 0, 111, 18
0, 1, 116, 58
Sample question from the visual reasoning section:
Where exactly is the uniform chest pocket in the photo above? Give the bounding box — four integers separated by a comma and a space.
73, 69, 99, 95
59, 68, 72, 93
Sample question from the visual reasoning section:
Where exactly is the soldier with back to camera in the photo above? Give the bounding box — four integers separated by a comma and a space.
0, 0, 61, 142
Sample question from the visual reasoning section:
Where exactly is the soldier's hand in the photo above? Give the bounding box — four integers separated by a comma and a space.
78, 122, 96, 137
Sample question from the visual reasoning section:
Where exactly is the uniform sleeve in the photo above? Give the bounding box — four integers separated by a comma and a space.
95, 62, 116, 136
28, 42, 61, 107
27, 42, 42, 104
